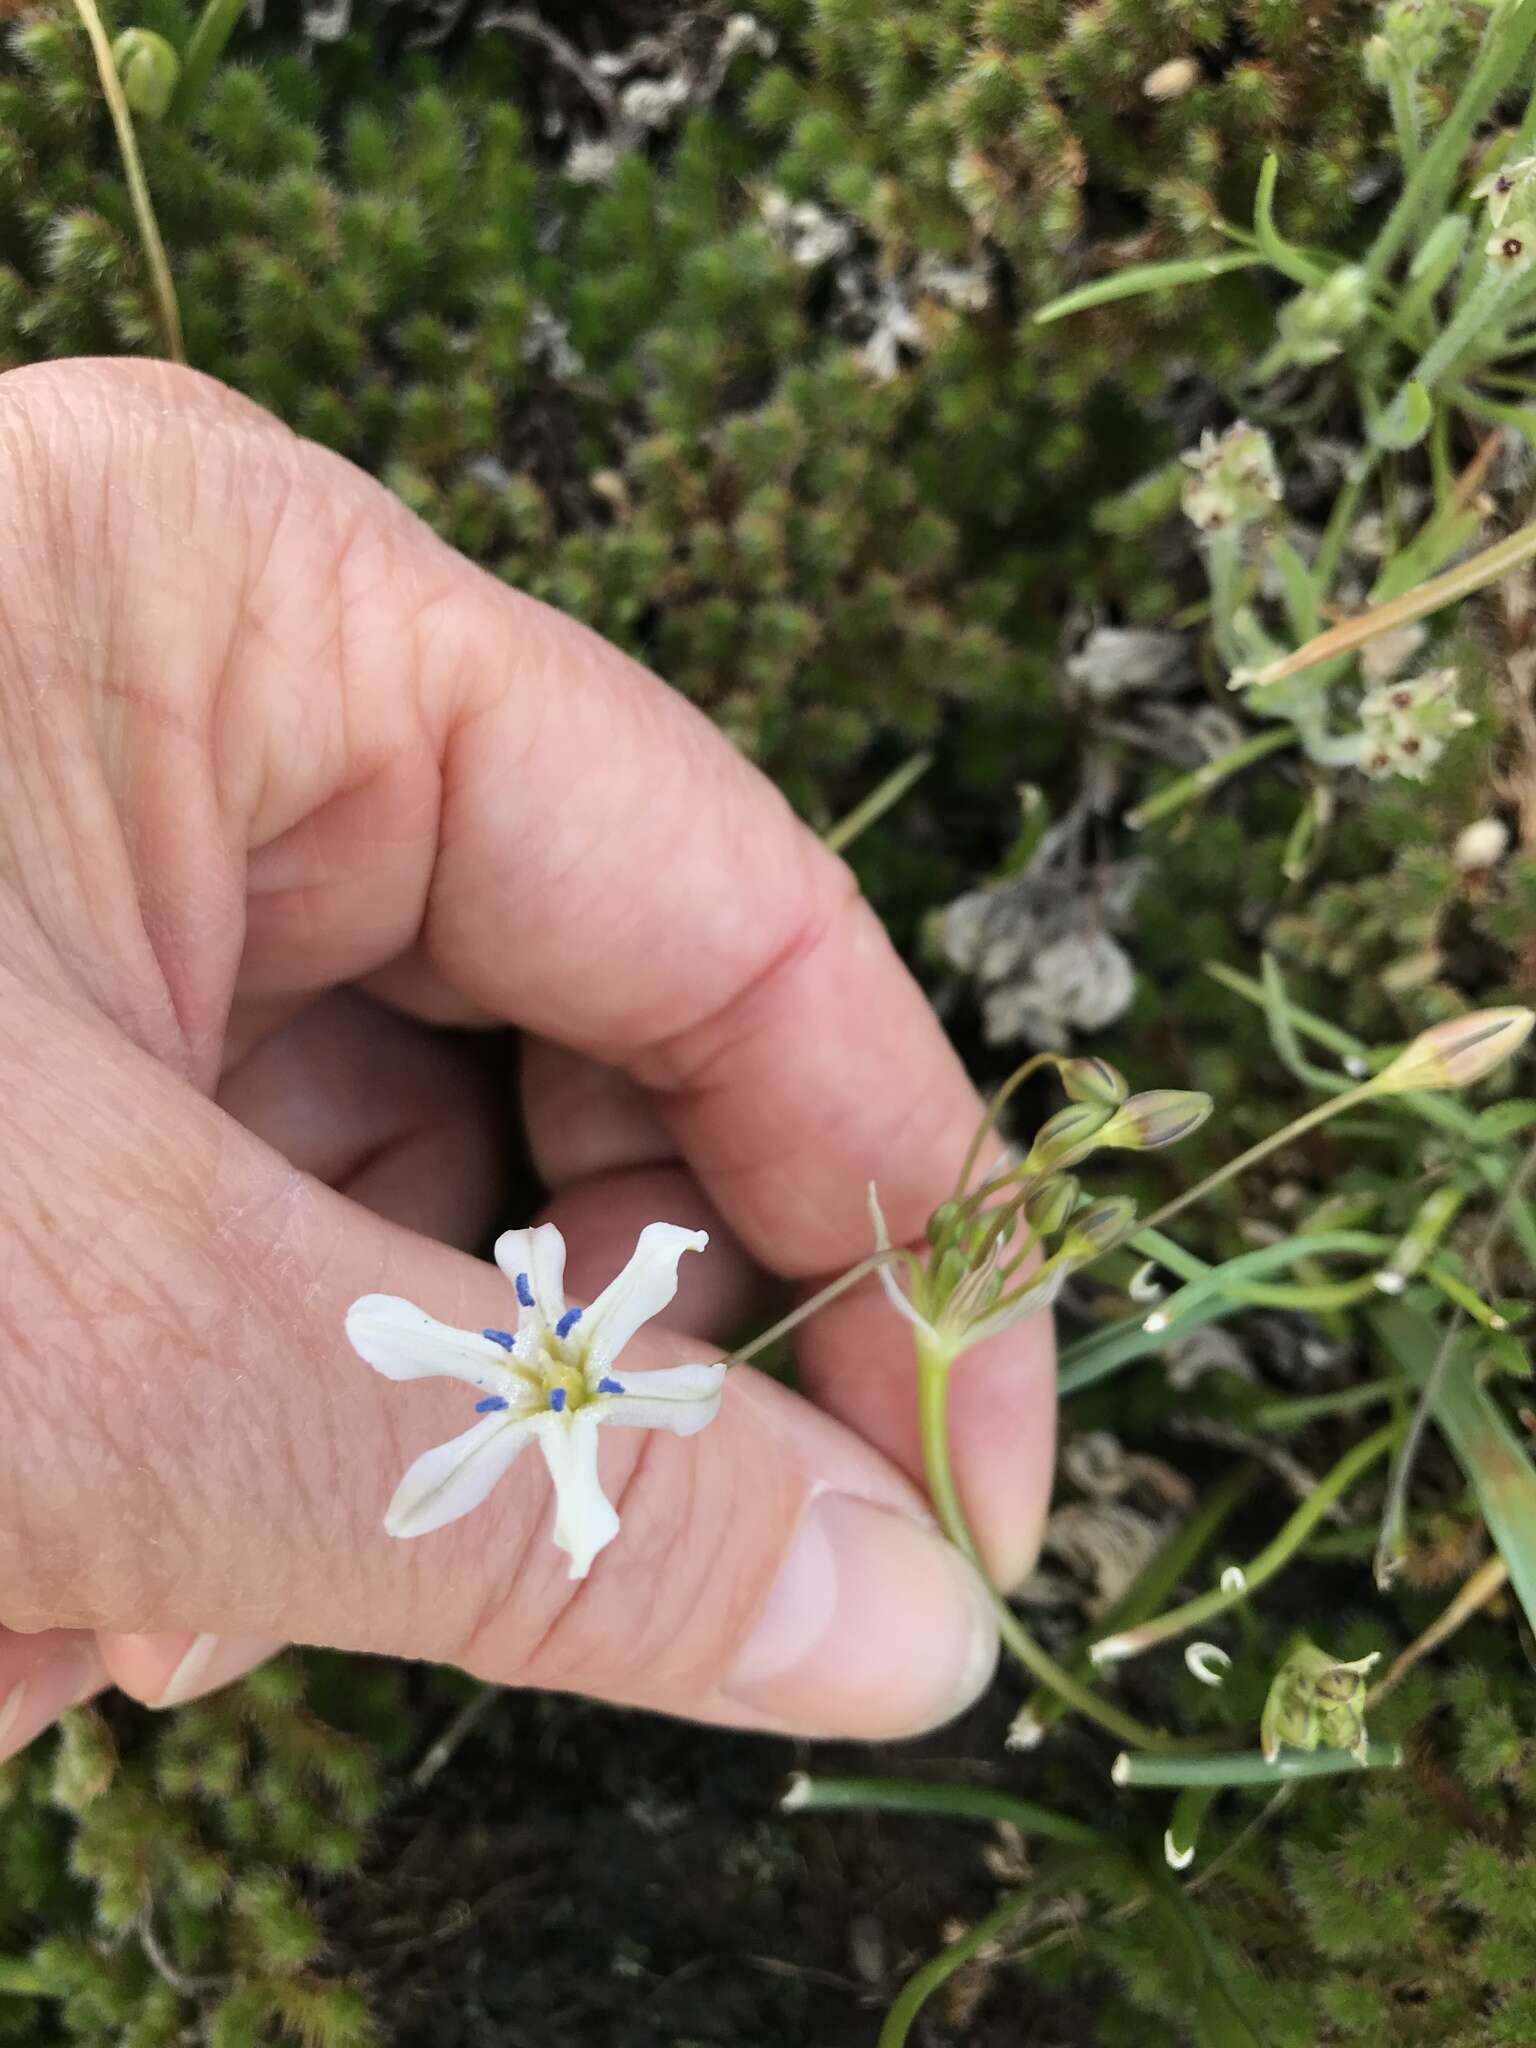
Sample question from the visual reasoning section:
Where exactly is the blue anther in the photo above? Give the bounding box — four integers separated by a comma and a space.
555, 1306, 584, 1340
515, 1272, 535, 1309
548, 1387, 567, 1413
482, 1328, 516, 1351
475, 1395, 510, 1414
596, 1377, 624, 1396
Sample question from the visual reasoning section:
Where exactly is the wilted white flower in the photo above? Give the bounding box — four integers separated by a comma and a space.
348, 1223, 725, 1579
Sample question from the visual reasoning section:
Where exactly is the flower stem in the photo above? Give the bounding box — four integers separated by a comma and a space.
725, 1251, 895, 1368
1090, 1424, 1401, 1666
876, 1887, 1041, 2048
1125, 725, 1297, 832
1130, 1083, 1378, 1244
1113, 1744, 1402, 1789
70, 0, 185, 363
915, 1335, 1174, 1750
782, 1772, 1101, 1847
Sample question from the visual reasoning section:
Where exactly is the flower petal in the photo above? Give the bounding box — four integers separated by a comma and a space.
493, 1223, 568, 1336
577, 1222, 709, 1381
384, 1412, 536, 1538
346, 1295, 528, 1397
968, 1266, 1070, 1345
534, 1410, 620, 1579
866, 1182, 939, 1341
594, 1360, 728, 1437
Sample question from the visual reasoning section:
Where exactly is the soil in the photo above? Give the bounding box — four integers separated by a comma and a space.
335, 1679, 1111, 2047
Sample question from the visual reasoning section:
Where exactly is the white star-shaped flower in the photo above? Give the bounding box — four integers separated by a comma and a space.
347, 1223, 725, 1579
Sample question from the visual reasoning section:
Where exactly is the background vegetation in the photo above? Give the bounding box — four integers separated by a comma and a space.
5, 1, 1536, 2041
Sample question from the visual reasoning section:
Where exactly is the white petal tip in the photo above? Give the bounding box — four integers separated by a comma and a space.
1373, 1270, 1408, 1296
1164, 1831, 1195, 1871
781, 1773, 811, 1812
1220, 1566, 1247, 1595
1088, 1638, 1126, 1668
1142, 1311, 1170, 1334
1110, 1753, 1131, 1786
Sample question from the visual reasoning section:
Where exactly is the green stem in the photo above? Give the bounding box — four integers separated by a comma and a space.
1386, 64, 1423, 170
1140, 1230, 1390, 1328
1314, 444, 1381, 592
725, 1251, 894, 1368
1363, 0, 1536, 293
1126, 725, 1297, 831
877, 1887, 1041, 2048
1113, 1744, 1403, 1788
1253, 1379, 1399, 1430
952, 1053, 1056, 1200
1021, 1463, 1261, 1736
783, 1773, 1101, 1848
915, 1336, 1174, 1750
1131, 1082, 1378, 1244
1090, 1424, 1402, 1665
823, 752, 932, 854
0, 1961, 47, 1996
1402, 267, 1522, 397
70, 0, 185, 363
171, 0, 248, 122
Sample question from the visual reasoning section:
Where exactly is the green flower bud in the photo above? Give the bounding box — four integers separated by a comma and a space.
1098, 1089, 1213, 1151
1260, 1638, 1380, 1764
1059, 1056, 1130, 1107
1364, 0, 1454, 77
111, 28, 180, 121
925, 1200, 967, 1252
1024, 1174, 1080, 1237
1022, 1102, 1115, 1173
1372, 1007, 1535, 1095
1061, 1195, 1136, 1258
1272, 264, 1370, 369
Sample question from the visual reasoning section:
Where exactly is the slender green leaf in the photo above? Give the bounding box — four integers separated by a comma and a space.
1376, 1302, 1536, 1636
1034, 254, 1260, 324
1253, 154, 1327, 287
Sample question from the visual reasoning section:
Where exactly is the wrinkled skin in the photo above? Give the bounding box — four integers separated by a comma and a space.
0, 359, 1054, 1754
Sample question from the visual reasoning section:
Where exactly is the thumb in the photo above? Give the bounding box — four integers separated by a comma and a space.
4, 998, 996, 1741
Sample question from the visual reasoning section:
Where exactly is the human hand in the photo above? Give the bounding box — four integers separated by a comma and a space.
0, 359, 1054, 1760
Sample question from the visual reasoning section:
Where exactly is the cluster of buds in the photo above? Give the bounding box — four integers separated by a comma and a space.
111, 27, 180, 120
1180, 422, 1283, 537
1356, 666, 1474, 781
1475, 152, 1536, 277
1363, 0, 1456, 82
1269, 264, 1371, 370
1260, 1638, 1380, 1764
872, 1057, 1212, 1363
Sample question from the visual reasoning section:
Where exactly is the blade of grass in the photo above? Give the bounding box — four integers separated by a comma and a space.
1233, 517, 1536, 691
822, 751, 932, 853
1375, 1300, 1536, 1631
